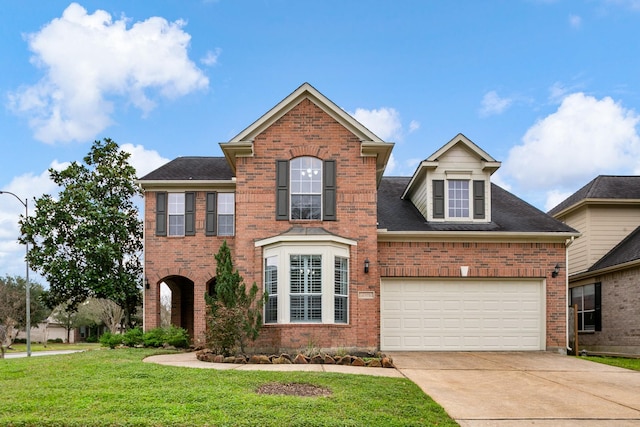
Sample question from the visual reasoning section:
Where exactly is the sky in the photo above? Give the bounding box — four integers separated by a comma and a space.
2, 0, 640, 282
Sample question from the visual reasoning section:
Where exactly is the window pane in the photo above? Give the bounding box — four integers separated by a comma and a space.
571, 287, 583, 311
168, 215, 184, 236
218, 215, 234, 236
448, 180, 469, 218
264, 256, 278, 324
168, 193, 185, 215
583, 284, 595, 310
290, 157, 322, 220
334, 256, 348, 323
218, 193, 234, 214
290, 255, 322, 322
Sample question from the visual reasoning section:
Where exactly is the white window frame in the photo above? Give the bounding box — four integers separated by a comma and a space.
447, 179, 470, 219
290, 157, 322, 220
168, 193, 185, 236
217, 192, 235, 236
261, 242, 350, 324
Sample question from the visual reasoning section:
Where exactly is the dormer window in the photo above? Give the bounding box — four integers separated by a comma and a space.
448, 180, 470, 218
433, 177, 486, 221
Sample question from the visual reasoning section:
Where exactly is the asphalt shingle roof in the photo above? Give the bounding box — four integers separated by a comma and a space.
589, 225, 640, 271
547, 175, 640, 216
138, 157, 233, 181
377, 177, 577, 233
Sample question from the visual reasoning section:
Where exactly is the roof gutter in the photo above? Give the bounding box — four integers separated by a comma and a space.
137, 179, 236, 191
377, 229, 580, 243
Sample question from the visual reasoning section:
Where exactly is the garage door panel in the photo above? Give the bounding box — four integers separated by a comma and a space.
381, 279, 544, 351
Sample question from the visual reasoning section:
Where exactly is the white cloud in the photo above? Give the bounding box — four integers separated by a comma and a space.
120, 144, 169, 178
351, 107, 403, 141
479, 91, 512, 117
0, 163, 64, 279
8, 3, 209, 144
502, 93, 640, 205
384, 153, 397, 175
569, 14, 582, 29
409, 120, 420, 133
545, 189, 573, 212
201, 48, 222, 66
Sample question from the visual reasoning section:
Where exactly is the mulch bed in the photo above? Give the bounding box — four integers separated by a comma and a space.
256, 382, 332, 397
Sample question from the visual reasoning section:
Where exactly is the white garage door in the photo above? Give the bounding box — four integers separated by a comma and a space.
381, 279, 545, 351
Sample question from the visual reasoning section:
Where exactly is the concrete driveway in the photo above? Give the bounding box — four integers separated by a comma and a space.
389, 351, 640, 427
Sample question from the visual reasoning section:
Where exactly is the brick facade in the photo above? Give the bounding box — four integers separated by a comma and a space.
141, 85, 571, 354
577, 267, 640, 354
378, 241, 567, 350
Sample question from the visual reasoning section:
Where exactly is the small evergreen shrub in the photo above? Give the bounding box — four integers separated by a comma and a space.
122, 327, 144, 347
85, 335, 98, 343
143, 326, 189, 348
99, 331, 123, 349
47, 338, 64, 343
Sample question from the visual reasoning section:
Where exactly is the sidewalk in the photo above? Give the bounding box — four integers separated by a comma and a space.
4, 350, 84, 359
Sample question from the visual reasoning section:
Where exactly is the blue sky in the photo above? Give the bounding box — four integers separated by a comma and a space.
2, 0, 640, 280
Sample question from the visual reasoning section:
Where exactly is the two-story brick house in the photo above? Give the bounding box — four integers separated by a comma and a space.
139, 83, 578, 353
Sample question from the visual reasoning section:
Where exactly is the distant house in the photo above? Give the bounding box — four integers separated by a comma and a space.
16, 317, 76, 344
549, 175, 640, 355
139, 83, 578, 353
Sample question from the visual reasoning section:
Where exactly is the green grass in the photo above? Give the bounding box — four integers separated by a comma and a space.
583, 355, 640, 371
6, 342, 100, 353
0, 348, 457, 427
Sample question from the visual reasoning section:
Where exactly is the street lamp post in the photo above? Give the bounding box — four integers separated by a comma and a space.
0, 191, 30, 357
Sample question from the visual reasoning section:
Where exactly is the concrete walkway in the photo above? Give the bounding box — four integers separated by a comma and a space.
4, 349, 84, 359
389, 351, 640, 427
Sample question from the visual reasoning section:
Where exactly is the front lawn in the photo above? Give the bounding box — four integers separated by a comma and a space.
0, 348, 457, 427
583, 355, 640, 371
5, 342, 100, 353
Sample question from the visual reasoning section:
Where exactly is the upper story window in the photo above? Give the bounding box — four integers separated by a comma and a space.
156, 191, 234, 237
217, 193, 235, 236
168, 193, 185, 236
276, 157, 336, 221
433, 179, 485, 221
290, 157, 323, 220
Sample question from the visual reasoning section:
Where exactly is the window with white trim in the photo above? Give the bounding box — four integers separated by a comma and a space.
448, 179, 469, 218
290, 157, 322, 220
168, 193, 185, 236
217, 193, 235, 236
264, 256, 278, 324
262, 243, 349, 324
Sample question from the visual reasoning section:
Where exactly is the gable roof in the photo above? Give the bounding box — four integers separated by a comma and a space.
402, 133, 501, 199
219, 82, 394, 185
589, 225, 640, 272
548, 175, 640, 217
138, 157, 233, 182
379, 177, 578, 236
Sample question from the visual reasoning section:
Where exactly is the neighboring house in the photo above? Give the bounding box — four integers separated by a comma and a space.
549, 175, 640, 355
139, 83, 578, 353
15, 317, 76, 344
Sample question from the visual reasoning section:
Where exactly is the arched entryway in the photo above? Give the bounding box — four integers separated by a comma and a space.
161, 275, 195, 341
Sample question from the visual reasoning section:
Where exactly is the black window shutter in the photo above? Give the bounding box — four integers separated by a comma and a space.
205, 192, 217, 236
433, 180, 445, 219
594, 282, 602, 332
276, 160, 289, 220
156, 192, 167, 236
473, 180, 485, 219
185, 192, 196, 236
323, 160, 336, 221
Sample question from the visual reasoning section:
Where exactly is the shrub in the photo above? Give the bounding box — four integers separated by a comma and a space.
143, 326, 189, 348
122, 327, 144, 347
47, 338, 64, 343
99, 331, 123, 349
85, 335, 98, 343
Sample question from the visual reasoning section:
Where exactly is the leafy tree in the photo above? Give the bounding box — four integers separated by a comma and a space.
0, 275, 49, 357
205, 241, 267, 355
20, 139, 143, 329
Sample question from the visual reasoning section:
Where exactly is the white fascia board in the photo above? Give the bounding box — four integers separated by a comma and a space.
137, 179, 236, 191
377, 229, 581, 243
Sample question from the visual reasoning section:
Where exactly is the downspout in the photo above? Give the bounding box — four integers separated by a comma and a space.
140, 185, 146, 332
565, 236, 575, 353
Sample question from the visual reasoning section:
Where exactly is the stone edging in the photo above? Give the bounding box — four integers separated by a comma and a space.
196, 349, 395, 368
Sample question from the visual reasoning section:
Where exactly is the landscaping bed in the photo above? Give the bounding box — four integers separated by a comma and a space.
196, 349, 395, 368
